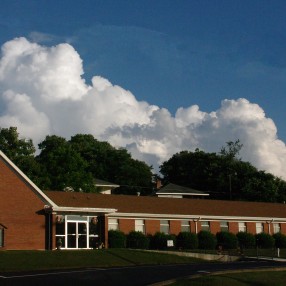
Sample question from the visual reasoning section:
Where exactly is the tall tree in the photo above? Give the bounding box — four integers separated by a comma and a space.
70, 134, 153, 195
37, 135, 96, 192
160, 147, 286, 202
0, 127, 35, 160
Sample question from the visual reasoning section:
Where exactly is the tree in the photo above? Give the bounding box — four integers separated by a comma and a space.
0, 127, 46, 185
70, 134, 153, 195
159, 146, 286, 202
220, 139, 243, 160
0, 126, 35, 160
37, 135, 95, 192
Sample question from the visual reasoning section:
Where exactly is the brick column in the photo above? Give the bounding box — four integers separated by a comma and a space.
170, 220, 181, 235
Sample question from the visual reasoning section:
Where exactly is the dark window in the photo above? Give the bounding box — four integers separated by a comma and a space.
0, 228, 4, 247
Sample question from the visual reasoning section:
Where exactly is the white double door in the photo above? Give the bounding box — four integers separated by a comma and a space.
67, 221, 88, 249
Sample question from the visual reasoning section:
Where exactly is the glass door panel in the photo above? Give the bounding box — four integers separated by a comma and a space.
67, 222, 88, 249
67, 222, 77, 248
78, 222, 87, 248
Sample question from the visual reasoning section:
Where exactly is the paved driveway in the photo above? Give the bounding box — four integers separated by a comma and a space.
1, 260, 286, 286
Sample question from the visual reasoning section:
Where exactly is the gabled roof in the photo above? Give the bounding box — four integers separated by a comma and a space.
0, 223, 7, 229
156, 183, 209, 196
0, 150, 56, 207
95, 179, 119, 188
45, 191, 286, 221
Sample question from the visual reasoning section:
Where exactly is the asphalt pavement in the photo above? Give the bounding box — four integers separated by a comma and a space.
1, 259, 286, 286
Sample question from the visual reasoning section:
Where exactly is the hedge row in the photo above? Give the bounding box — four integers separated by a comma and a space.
108, 230, 286, 250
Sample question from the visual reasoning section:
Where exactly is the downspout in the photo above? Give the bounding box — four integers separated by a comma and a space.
193, 217, 201, 234
48, 213, 51, 250
266, 219, 274, 235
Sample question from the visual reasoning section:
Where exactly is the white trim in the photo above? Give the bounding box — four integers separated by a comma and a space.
52, 206, 117, 214
157, 192, 209, 196
108, 212, 286, 222
0, 150, 56, 207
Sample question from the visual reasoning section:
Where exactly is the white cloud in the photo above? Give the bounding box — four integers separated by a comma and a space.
0, 37, 286, 180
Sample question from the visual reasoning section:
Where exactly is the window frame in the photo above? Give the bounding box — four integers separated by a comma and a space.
160, 220, 170, 234
220, 221, 229, 232
256, 222, 263, 234
201, 221, 210, 231
0, 224, 7, 248
108, 218, 119, 231
238, 222, 247, 232
273, 223, 281, 234
181, 220, 190, 232
135, 219, 145, 233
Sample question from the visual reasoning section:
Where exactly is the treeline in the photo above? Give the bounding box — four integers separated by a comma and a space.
160, 143, 286, 203
1, 127, 286, 202
0, 127, 153, 194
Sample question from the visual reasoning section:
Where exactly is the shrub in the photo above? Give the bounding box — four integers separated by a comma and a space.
255, 233, 275, 249
198, 231, 217, 250
216, 232, 238, 250
108, 230, 126, 248
177, 232, 198, 249
149, 232, 168, 250
236, 232, 256, 249
126, 231, 150, 249
149, 232, 176, 250
273, 233, 286, 248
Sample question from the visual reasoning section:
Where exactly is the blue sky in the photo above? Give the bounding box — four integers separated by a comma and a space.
0, 0, 286, 178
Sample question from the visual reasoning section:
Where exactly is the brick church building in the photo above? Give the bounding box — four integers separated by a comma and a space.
1, 150, 286, 250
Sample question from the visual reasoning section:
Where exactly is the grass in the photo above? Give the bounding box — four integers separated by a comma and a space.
0, 249, 205, 272
170, 270, 286, 285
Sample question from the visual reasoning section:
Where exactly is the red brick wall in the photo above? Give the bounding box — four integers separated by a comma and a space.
145, 220, 160, 235
246, 222, 256, 234
0, 158, 47, 250
190, 221, 196, 233
170, 220, 181, 235
281, 223, 286, 234
229, 222, 239, 234
210, 221, 220, 234
119, 219, 134, 234
263, 223, 269, 234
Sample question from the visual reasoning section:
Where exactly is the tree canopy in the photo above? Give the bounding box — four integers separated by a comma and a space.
1, 127, 285, 202
0, 127, 153, 194
160, 142, 286, 202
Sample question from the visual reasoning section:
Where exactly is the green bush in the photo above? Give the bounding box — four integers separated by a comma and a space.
108, 230, 126, 248
255, 233, 275, 249
236, 232, 256, 249
273, 233, 286, 248
198, 231, 217, 250
149, 232, 167, 250
126, 231, 150, 249
216, 232, 238, 250
149, 232, 176, 250
177, 232, 198, 249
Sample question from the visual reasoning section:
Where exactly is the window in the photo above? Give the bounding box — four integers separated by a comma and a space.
135, 219, 145, 233
160, 220, 169, 234
108, 218, 119, 231
220, 221, 229, 232
201, 221, 210, 231
238, 222, 247, 232
0, 228, 3, 247
181, 220, 190, 232
273, 223, 281, 234
256, 222, 263, 234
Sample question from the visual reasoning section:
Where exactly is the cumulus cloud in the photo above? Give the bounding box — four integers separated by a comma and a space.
0, 37, 286, 179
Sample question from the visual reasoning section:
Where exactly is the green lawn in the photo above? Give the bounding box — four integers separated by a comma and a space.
170, 270, 286, 286
0, 249, 204, 272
